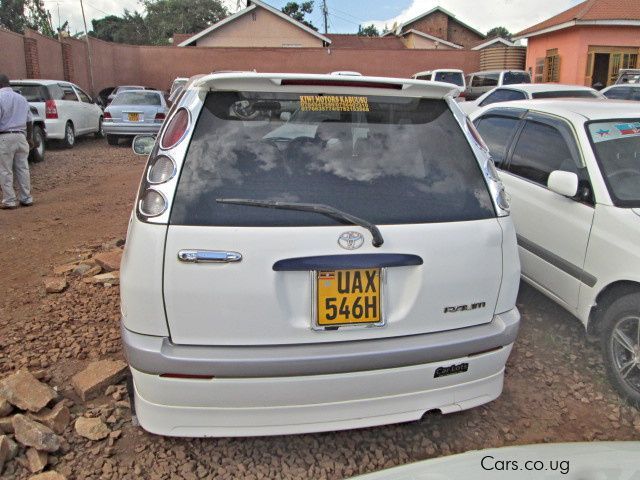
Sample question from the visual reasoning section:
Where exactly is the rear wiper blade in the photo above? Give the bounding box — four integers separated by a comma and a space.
216, 198, 384, 247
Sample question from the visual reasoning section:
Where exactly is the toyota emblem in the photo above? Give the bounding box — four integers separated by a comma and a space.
338, 231, 364, 250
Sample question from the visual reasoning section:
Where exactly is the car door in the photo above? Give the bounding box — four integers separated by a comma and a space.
58, 83, 85, 133
74, 86, 98, 133
500, 113, 595, 310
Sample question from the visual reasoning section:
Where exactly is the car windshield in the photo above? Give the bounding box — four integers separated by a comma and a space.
531, 90, 599, 99
588, 120, 640, 207
434, 72, 464, 87
618, 73, 640, 84
502, 72, 531, 85
170, 91, 495, 227
111, 92, 161, 106
10, 84, 47, 102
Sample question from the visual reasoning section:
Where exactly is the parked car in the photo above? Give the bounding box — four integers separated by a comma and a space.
106, 85, 147, 105
10, 79, 103, 148
103, 90, 168, 145
121, 72, 521, 437
168, 77, 188, 98
412, 69, 466, 96
601, 83, 640, 101
459, 84, 603, 115
464, 70, 531, 100
615, 69, 640, 85
471, 99, 640, 406
28, 105, 46, 163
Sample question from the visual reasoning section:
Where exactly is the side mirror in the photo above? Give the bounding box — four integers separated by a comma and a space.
280, 112, 291, 122
547, 170, 578, 197
132, 134, 156, 156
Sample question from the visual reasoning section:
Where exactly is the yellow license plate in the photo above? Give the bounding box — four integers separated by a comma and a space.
128, 113, 140, 122
316, 269, 381, 326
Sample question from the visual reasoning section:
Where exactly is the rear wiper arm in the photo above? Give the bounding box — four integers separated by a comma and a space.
216, 198, 384, 247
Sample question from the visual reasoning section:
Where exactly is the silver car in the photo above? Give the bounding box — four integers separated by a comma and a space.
103, 90, 168, 146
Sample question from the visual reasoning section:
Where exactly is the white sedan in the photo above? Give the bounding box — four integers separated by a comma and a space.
471, 99, 640, 406
459, 83, 603, 115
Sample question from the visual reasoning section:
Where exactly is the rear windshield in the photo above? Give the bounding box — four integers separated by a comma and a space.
434, 72, 464, 87
531, 90, 599, 99
502, 72, 531, 85
170, 91, 494, 227
10, 84, 49, 102
111, 92, 161, 106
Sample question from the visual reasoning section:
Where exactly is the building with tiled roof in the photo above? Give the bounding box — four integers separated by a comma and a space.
514, 0, 640, 87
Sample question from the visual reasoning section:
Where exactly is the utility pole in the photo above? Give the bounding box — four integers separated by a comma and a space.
79, 0, 96, 96
322, 0, 328, 34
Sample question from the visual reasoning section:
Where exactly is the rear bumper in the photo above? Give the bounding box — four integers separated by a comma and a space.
103, 123, 161, 136
121, 308, 519, 378
123, 309, 519, 437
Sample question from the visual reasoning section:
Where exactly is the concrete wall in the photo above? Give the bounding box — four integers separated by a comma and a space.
403, 32, 457, 50
195, 7, 322, 48
0, 28, 27, 79
24, 30, 64, 80
525, 26, 640, 85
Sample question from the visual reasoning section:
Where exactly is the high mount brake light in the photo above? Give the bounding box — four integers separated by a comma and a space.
45, 99, 58, 119
160, 108, 189, 149
280, 79, 403, 90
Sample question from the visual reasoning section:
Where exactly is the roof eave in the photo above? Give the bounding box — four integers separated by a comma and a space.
514, 19, 640, 40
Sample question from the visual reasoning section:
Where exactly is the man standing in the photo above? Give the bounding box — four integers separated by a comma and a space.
0, 73, 34, 209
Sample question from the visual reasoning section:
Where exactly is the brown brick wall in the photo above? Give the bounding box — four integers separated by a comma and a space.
0, 28, 28, 78
403, 12, 484, 49
447, 18, 485, 49
23, 38, 40, 78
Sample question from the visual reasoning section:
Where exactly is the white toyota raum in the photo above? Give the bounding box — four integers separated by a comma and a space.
121, 72, 521, 437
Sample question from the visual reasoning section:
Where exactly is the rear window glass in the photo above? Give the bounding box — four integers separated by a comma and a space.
434, 72, 464, 86
170, 91, 495, 227
111, 92, 161, 106
531, 90, 598, 99
502, 72, 531, 85
10, 84, 49, 102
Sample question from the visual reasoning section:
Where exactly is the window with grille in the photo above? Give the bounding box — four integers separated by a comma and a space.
544, 49, 560, 82
534, 58, 544, 83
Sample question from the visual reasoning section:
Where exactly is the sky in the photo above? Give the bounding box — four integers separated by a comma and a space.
41, 0, 584, 38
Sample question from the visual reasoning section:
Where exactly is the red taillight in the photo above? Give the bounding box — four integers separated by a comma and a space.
160, 108, 189, 149
45, 99, 58, 119
155, 112, 166, 121
458, 91, 467, 98
103, 111, 112, 120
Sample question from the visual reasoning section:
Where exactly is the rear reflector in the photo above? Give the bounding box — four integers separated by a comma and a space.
160, 108, 189, 149
45, 99, 58, 119
280, 79, 403, 90
160, 373, 214, 380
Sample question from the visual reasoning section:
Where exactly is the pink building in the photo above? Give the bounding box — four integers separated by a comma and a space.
514, 0, 640, 87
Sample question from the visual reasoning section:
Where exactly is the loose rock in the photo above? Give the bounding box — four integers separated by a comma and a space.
43, 277, 67, 294
0, 417, 13, 433
75, 417, 110, 441
93, 249, 123, 272
71, 360, 127, 401
82, 271, 120, 286
12, 415, 61, 452
26, 447, 48, 473
0, 370, 56, 412
31, 402, 70, 435
0, 398, 12, 417
0, 434, 18, 473
28, 472, 67, 480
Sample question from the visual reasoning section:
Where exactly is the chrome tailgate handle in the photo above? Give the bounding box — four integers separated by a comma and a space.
178, 250, 242, 263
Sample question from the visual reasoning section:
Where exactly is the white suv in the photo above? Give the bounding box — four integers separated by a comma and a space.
121, 72, 521, 437
472, 100, 640, 406
10, 80, 104, 148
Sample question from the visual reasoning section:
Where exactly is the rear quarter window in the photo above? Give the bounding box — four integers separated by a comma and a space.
531, 90, 598, 99
170, 91, 495, 227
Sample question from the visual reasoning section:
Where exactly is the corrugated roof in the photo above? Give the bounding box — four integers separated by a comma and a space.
324, 34, 406, 49
516, 0, 640, 38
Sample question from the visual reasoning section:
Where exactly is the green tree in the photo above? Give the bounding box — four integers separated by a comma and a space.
281, 1, 317, 31
358, 24, 379, 37
143, 0, 228, 45
91, 11, 150, 45
0, 0, 26, 33
1, 0, 56, 36
486, 26, 512, 40
25, 0, 56, 37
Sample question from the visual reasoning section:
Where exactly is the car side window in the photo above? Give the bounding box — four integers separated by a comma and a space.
471, 75, 482, 87
483, 74, 499, 87
474, 115, 521, 168
59, 84, 78, 102
604, 87, 631, 100
509, 120, 578, 185
479, 89, 527, 107
75, 88, 92, 103
48, 85, 64, 100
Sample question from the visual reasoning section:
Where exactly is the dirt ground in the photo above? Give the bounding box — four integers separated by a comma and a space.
0, 137, 639, 480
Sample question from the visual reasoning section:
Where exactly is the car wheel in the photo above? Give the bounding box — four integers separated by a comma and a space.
62, 121, 75, 149
95, 117, 105, 138
28, 125, 45, 163
601, 292, 640, 406
107, 134, 120, 146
